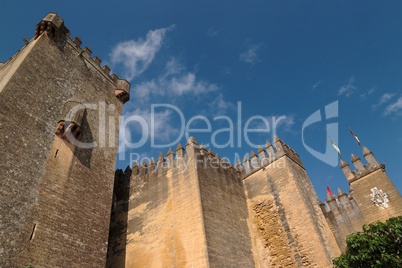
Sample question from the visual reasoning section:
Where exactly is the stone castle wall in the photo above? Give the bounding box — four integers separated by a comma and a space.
0, 13, 129, 267
107, 137, 402, 267
195, 145, 255, 267
107, 139, 256, 267
107, 137, 343, 267
242, 139, 340, 267
320, 191, 365, 252
115, 142, 210, 267
2, 12, 402, 268
322, 148, 402, 251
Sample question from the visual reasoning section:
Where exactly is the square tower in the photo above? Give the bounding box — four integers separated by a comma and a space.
0, 13, 130, 267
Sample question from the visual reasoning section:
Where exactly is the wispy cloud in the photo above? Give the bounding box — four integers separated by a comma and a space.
240, 45, 259, 65
118, 107, 181, 154
207, 28, 218, 37
274, 115, 295, 132
359, 87, 376, 101
131, 108, 180, 141
207, 94, 236, 116
110, 25, 175, 81
250, 115, 295, 133
372, 93, 395, 110
311, 80, 322, 92
119, 57, 222, 151
384, 97, 402, 116
135, 58, 219, 102
338, 76, 356, 97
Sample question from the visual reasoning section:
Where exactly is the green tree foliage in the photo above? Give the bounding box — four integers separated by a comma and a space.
333, 216, 402, 268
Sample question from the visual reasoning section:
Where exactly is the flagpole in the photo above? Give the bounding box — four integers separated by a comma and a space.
329, 136, 343, 160
348, 126, 362, 147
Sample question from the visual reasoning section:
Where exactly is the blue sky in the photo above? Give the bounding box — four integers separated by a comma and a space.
2, 1, 402, 201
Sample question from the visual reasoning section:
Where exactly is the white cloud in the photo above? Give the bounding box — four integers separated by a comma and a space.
117, 107, 181, 154
164, 58, 183, 77
134, 59, 219, 102
273, 115, 295, 132
110, 25, 175, 81
117, 117, 138, 155
250, 115, 295, 133
372, 93, 395, 110
360, 87, 376, 100
240, 45, 259, 65
130, 108, 180, 141
384, 97, 402, 116
311, 80, 322, 91
169, 73, 218, 95
338, 76, 356, 97
117, 55, 222, 154
380, 93, 395, 104
208, 94, 236, 116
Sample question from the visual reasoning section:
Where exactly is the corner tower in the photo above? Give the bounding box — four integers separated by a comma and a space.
238, 136, 340, 267
241, 136, 341, 267
107, 137, 255, 267
340, 147, 402, 225
0, 13, 130, 267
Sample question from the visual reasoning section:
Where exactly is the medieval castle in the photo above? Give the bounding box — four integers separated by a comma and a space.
1, 13, 401, 268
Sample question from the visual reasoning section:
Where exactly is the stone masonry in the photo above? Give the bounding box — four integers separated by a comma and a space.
107, 136, 402, 267
321, 147, 402, 251
1, 12, 402, 268
0, 13, 129, 267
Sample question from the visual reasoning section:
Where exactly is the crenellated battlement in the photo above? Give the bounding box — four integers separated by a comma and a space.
322, 188, 355, 211
128, 137, 238, 181
340, 146, 384, 183
5, 11, 402, 268
126, 135, 303, 182
237, 135, 304, 179
0, 12, 132, 267
65, 30, 131, 104
320, 186, 365, 251
2, 12, 131, 104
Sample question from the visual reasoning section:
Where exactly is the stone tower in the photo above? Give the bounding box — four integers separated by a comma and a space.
342, 147, 402, 223
2, 12, 402, 268
320, 146, 402, 251
240, 136, 341, 267
0, 13, 130, 267
107, 137, 255, 267
107, 136, 342, 267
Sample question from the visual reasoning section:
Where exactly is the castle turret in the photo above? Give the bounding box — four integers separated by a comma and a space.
176, 142, 185, 157
132, 161, 139, 175
166, 147, 174, 164
363, 146, 379, 168
265, 140, 275, 157
242, 137, 340, 267
321, 187, 364, 252
339, 147, 402, 231
351, 154, 365, 173
199, 143, 207, 156
249, 150, 260, 169
340, 160, 353, 181
140, 160, 148, 175
243, 154, 252, 173
257, 146, 265, 159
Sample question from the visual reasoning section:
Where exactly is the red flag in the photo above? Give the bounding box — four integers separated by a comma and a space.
348, 126, 362, 146
327, 186, 332, 196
